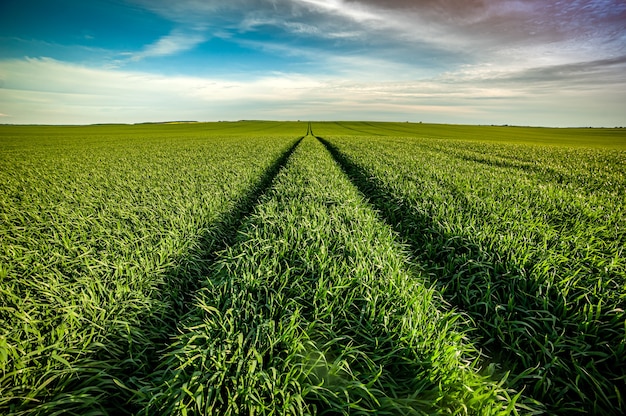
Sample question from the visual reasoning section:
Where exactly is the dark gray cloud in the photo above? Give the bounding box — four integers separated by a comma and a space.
346, 0, 626, 47
128, 0, 626, 57
498, 55, 626, 90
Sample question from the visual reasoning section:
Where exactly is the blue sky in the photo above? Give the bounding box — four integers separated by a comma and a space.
1, 0, 625, 126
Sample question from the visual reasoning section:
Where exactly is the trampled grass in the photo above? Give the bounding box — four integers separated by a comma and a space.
0, 122, 301, 414
141, 135, 520, 415
315, 124, 625, 414
1, 121, 624, 414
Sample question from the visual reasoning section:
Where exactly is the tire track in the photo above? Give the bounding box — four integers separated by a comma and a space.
141, 135, 519, 415
107, 134, 306, 414
314, 132, 548, 413
316, 131, 626, 415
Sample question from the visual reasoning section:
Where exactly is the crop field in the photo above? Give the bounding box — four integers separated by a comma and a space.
1, 121, 625, 415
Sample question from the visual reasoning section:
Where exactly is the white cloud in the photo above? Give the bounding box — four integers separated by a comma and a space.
127, 30, 207, 61
296, 0, 380, 22
161, 1, 625, 81
0, 58, 329, 124
1, 56, 624, 126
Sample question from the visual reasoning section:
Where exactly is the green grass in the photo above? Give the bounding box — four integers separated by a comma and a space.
0, 122, 301, 414
1, 121, 624, 414
315, 125, 625, 414
141, 135, 521, 415
312, 121, 626, 148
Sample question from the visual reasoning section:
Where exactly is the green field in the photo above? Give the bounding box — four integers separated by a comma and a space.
1, 121, 625, 415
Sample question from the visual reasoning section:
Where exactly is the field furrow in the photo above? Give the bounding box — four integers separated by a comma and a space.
317, 132, 625, 414
141, 135, 523, 415
0, 124, 303, 415
3, 121, 625, 415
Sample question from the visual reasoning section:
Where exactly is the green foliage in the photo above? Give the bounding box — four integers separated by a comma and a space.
143, 136, 518, 415
0, 123, 300, 414
2, 121, 622, 415
317, 128, 625, 414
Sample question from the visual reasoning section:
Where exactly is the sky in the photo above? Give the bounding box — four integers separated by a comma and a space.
0, 0, 625, 126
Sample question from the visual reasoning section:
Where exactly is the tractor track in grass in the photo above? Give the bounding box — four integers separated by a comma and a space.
115, 134, 306, 413
314, 132, 548, 407
0, 131, 305, 416
316, 131, 625, 415
141, 133, 522, 415
306, 126, 540, 412
313, 132, 509, 350
165, 134, 305, 316
316, 134, 520, 367
46, 134, 306, 415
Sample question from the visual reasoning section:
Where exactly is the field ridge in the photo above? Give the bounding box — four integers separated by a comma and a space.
140, 135, 524, 415
0, 127, 304, 415
315, 131, 625, 415
117, 134, 306, 409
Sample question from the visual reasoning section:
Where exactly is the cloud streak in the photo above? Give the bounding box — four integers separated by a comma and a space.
1, 56, 624, 126
1, 1, 624, 126
126, 30, 207, 61
122, 0, 626, 78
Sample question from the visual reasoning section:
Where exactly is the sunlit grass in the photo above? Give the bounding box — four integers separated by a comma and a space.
0, 124, 300, 414
142, 135, 522, 415
2, 121, 623, 414
318, 128, 625, 415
